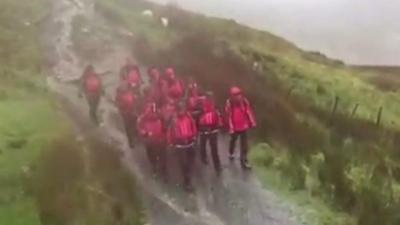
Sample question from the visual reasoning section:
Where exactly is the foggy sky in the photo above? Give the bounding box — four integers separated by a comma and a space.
150, 0, 400, 65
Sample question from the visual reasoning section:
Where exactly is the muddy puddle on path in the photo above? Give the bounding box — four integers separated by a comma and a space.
43, 0, 299, 224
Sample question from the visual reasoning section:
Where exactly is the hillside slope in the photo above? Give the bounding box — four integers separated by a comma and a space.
87, 0, 400, 225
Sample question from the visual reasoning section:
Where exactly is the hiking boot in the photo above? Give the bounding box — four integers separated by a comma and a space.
229, 154, 235, 161
241, 162, 252, 170
184, 183, 194, 193
128, 140, 135, 149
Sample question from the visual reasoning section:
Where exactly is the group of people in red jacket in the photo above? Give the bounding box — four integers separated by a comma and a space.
79, 58, 256, 191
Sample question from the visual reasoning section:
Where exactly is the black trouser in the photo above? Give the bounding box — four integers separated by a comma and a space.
146, 142, 167, 178
86, 94, 100, 125
122, 114, 136, 148
200, 132, 221, 172
175, 144, 196, 188
229, 131, 249, 166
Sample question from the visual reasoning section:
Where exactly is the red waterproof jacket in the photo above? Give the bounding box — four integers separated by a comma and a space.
115, 87, 137, 116
199, 98, 222, 133
137, 112, 165, 144
225, 96, 256, 133
167, 112, 197, 145
82, 72, 102, 97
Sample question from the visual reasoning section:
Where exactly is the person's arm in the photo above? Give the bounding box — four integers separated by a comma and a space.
99, 75, 106, 96
136, 67, 143, 85
166, 121, 174, 146
113, 89, 120, 106
244, 98, 256, 127
119, 66, 127, 80
217, 111, 224, 128
78, 73, 86, 98
225, 100, 234, 133
190, 115, 198, 137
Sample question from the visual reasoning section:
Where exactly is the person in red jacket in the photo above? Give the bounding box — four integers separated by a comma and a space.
146, 67, 163, 105
225, 86, 256, 170
137, 103, 167, 179
148, 67, 161, 84
80, 65, 103, 125
163, 67, 185, 101
186, 77, 198, 96
120, 58, 142, 91
167, 102, 198, 191
198, 92, 222, 174
115, 81, 138, 148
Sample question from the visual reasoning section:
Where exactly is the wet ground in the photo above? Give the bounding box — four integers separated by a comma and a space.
43, 0, 299, 224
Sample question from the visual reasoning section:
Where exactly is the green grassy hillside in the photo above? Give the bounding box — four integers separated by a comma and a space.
0, 1, 62, 224
0, 0, 144, 224
92, 0, 400, 224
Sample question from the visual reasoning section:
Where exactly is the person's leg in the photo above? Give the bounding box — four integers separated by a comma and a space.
146, 144, 157, 173
239, 131, 251, 169
229, 132, 239, 160
130, 115, 138, 137
88, 95, 100, 125
177, 148, 188, 188
199, 133, 208, 165
158, 143, 168, 181
210, 132, 221, 174
184, 146, 196, 191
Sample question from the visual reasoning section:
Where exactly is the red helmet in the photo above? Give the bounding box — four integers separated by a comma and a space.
148, 67, 160, 80
84, 65, 94, 74
165, 67, 175, 80
230, 86, 242, 96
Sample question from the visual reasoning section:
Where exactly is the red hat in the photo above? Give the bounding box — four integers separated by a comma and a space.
165, 67, 175, 79
148, 67, 160, 80
230, 86, 242, 96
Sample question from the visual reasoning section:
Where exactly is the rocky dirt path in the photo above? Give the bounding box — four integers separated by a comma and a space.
42, 0, 300, 224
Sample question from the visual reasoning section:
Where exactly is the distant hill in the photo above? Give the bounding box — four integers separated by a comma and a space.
353, 65, 400, 75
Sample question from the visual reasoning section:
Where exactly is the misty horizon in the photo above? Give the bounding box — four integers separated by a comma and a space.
149, 0, 400, 66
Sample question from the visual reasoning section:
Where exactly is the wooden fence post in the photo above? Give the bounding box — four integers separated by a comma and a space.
376, 106, 383, 126
330, 96, 339, 124
351, 103, 359, 117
